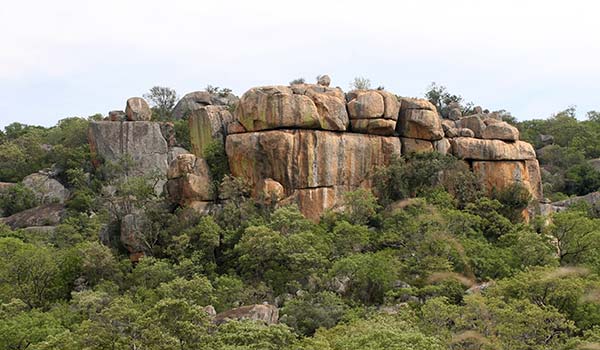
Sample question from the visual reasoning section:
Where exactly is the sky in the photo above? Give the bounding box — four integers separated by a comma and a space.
1, 0, 599, 129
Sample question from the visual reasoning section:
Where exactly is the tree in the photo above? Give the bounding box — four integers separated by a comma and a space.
280, 291, 348, 336
547, 210, 600, 265
144, 86, 178, 120
350, 77, 371, 90
0, 183, 38, 216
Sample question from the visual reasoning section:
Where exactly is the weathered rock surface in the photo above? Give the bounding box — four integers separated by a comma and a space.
317, 75, 331, 87
397, 98, 443, 140
88, 121, 170, 193
347, 90, 399, 135
120, 212, 149, 256
472, 160, 542, 201
1, 203, 65, 229
350, 119, 396, 136
188, 106, 234, 157
22, 172, 70, 204
542, 191, 600, 214
456, 115, 486, 138
125, 97, 152, 121
108, 110, 126, 121
227, 129, 400, 193
234, 85, 349, 132
450, 137, 536, 160
255, 178, 285, 204
172, 91, 239, 120
401, 137, 434, 153
213, 304, 279, 325
434, 138, 452, 155
165, 153, 213, 205
481, 121, 519, 141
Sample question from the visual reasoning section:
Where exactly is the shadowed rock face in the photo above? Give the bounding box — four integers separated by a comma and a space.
188, 106, 233, 157
1, 203, 65, 229
450, 137, 536, 160
472, 160, 542, 200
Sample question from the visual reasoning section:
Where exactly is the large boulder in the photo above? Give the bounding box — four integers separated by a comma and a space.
456, 115, 486, 138
1, 203, 65, 229
172, 91, 239, 120
226, 129, 401, 193
88, 121, 170, 193
22, 172, 70, 204
188, 106, 234, 157
396, 98, 443, 140
401, 137, 434, 154
165, 153, 213, 205
481, 120, 519, 141
125, 97, 152, 121
450, 137, 536, 160
214, 304, 279, 325
226, 130, 400, 219
472, 160, 542, 201
347, 90, 399, 135
234, 85, 349, 132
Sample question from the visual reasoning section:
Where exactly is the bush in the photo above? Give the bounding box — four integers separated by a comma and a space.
0, 183, 39, 216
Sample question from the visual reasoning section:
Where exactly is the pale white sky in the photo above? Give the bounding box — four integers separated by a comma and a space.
1, 0, 599, 128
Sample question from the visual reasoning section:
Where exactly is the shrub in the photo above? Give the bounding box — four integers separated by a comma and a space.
350, 76, 371, 90
0, 183, 39, 216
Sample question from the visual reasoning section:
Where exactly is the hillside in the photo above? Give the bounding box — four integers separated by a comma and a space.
0, 79, 599, 350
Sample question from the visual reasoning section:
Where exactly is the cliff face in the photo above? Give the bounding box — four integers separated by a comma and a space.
89, 82, 543, 222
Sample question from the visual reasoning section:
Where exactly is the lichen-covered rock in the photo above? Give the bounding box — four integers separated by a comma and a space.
433, 138, 451, 155
22, 172, 70, 204
401, 137, 434, 153
317, 75, 331, 87
188, 106, 234, 157
458, 128, 475, 138
1, 203, 65, 229
235, 85, 348, 132
255, 178, 285, 204
280, 186, 342, 221
88, 121, 170, 193
347, 90, 385, 119
397, 98, 443, 140
472, 160, 541, 200
481, 121, 519, 141
450, 137, 536, 160
456, 115, 486, 138
125, 97, 152, 121
214, 304, 279, 325
226, 130, 401, 193
350, 119, 396, 135
172, 91, 239, 119
165, 153, 213, 204
448, 108, 462, 120
108, 110, 126, 121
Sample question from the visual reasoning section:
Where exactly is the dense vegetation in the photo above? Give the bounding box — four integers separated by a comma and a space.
1, 86, 600, 349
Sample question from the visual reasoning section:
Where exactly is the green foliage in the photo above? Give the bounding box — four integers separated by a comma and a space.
425, 82, 473, 118
144, 86, 178, 120
203, 140, 231, 198
0, 183, 39, 216
350, 76, 371, 90
289, 78, 306, 85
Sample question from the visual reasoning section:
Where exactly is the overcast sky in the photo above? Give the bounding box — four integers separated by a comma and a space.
1, 0, 599, 129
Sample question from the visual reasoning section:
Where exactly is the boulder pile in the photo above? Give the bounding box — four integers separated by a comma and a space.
87, 77, 544, 257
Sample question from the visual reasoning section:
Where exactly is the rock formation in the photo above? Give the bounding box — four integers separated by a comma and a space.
88, 79, 544, 229
22, 171, 70, 204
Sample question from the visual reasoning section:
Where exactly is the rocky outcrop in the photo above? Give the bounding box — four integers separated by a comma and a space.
472, 160, 542, 200
88, 121, 171, 193
165, 153, 213, 205
22, 172, 70, 204
401, 137, 434, 153
396, 98, 443, 140
234, 85, 349, 132
125, 97, 152, 121
188, 106, 234, 157
227, 129, 400, 220
213, 304, 279, 325
172, 91, 239, 120
347, 90, 399, 136
450, 138, 536, 160
540, 191, 600, 215
1, 203, 65, 229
